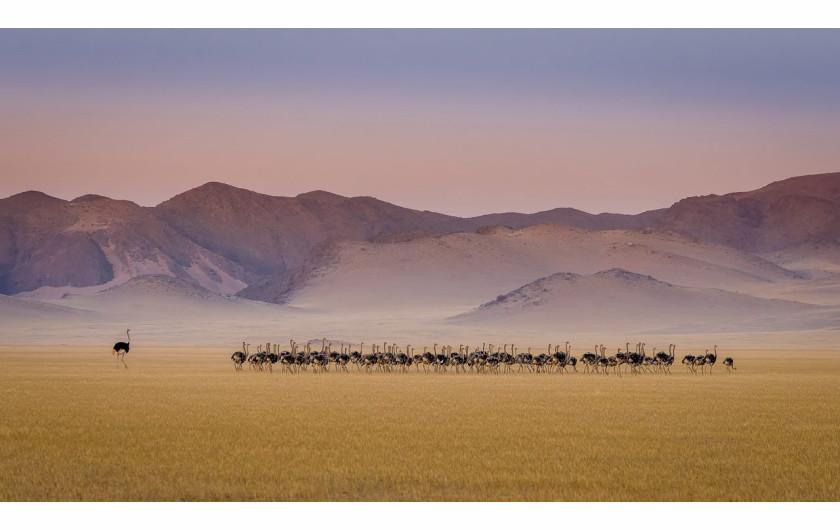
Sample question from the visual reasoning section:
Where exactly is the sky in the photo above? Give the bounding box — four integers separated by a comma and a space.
1, 29, 839, 216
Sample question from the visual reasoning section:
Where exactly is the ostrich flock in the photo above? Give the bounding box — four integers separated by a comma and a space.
230, 339, 737, 375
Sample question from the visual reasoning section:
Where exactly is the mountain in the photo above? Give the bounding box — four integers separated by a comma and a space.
1, 172, 838, 298
154, 182, 472, 278
0, 192, 249, 295
0, 191, 113, 294
468, 207, 665, 231
450, 269, 839, 334
654, 172, 840, 252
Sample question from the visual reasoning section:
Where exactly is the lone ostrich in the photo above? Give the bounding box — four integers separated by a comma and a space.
112, 328, 130, 369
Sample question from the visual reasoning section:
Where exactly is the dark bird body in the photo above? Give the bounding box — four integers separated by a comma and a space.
111, 328, 130, 368
723, 357, 736, 372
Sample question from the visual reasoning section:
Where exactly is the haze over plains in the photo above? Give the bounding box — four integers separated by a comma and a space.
2, 29, 840, 216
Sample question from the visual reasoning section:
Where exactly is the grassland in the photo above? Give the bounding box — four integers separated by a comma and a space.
1, 346, 838, 501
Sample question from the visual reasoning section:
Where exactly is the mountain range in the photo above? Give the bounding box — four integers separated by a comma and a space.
2, 171, 840, 347
2, 171, 838, 299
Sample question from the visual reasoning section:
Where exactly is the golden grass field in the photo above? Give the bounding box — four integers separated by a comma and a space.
1, 346, 838, 501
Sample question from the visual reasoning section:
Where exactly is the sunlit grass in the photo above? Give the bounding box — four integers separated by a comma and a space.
1, 347, 838, 501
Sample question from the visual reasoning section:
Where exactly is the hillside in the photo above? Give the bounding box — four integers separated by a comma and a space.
0, 293, 89, 319
264, 224, 804, 310
0, 192, 250, 296
154, 183, 473, 277
450, 269, 839, 334
653, 172, 840, 252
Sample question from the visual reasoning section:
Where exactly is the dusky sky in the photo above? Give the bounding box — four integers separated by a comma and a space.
2, 29, 839, 215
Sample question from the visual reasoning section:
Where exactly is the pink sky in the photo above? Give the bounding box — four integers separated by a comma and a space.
2, 91, 838, 216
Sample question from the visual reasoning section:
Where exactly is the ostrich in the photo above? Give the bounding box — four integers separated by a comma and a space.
400, 346, 414, 372
266, 350, 280, 373
639, 343, 655, 373
543, 344, 557, 373
596, 345, 609, 375
280, 340, 298, 373
329, 342, 342, 368
517, 347, 533, 372
486, 350, 501, 374
360, 342, 378, 373
231, 341, 247, 372
532, 349, 548, 373
337, 343, 351, 372
580, 345, 598, 374
653, 345, 671, 372
499, 344, 514, 373
449, 345, 466, 374
723, 357, 736, 372
247, 344, 263, 371
557, 342, 572, 373
433, 343, 448, 373
351, 343, 364, 371
693, 352, 708, 374
627, 343, 643, 374
607, 354, 620, 376
663, 344, 676, 375
705, 345, 719, 374
615, 343, 629, 374
548, 343, 569, 374
254, 349, 269, 372
112, 328, 130, 369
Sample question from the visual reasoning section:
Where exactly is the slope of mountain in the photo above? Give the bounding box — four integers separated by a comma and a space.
0, 274, 306, 346
0, 293, 90, 319
0, 191, 114, 294
654, 172, 840, 252
450, 269, 839, 334
51, 274, 304, 321
759, 240, 840, 279
0, 192, 251, 296
263, 224, 804, 311
154, 182, 474, 278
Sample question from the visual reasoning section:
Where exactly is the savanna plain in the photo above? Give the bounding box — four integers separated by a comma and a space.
1, 346, 838, 501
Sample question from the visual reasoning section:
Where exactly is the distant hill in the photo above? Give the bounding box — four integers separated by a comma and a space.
468, 207, 665, 231
450, 268, 839, 334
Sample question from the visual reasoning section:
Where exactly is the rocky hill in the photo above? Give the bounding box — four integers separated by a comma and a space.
0, 191, 249, 296
653, 172, 840, 251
